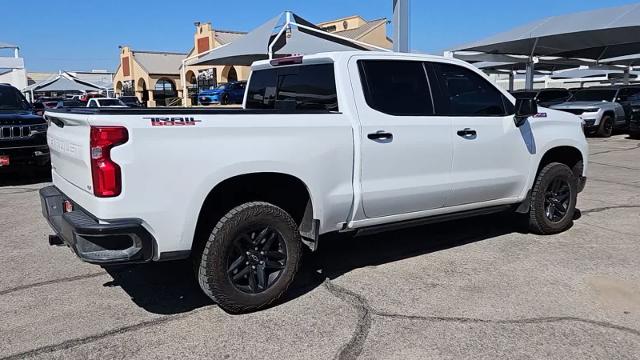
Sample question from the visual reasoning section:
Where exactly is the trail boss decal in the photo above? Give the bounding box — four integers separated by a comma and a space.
146, 117, 202, 127
534, 113, 548, 118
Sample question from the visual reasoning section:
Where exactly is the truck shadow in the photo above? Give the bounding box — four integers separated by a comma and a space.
102, 212, 527, 315
0, 167, 51, 187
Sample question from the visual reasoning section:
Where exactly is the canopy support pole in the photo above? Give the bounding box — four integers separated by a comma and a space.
525, 62, 535, 90
623, 68, 631, 85
393, 0, 409, 52
508, 71, 515, 92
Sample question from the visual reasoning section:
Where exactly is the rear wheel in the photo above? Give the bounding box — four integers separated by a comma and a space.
597, 115, 614, 137
196, 202, 302, 313
528, 162, 578, 235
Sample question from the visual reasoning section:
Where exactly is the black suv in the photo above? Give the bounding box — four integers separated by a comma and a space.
0, 84, 49, 171
510, 88, 571, 108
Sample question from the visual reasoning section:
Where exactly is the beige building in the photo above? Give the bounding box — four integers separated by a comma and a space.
113, 15, 392, 107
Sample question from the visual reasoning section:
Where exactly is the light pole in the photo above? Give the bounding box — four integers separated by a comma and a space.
393, 0, 409, 52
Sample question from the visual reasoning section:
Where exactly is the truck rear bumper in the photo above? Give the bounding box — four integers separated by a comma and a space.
39, 186, 155, 265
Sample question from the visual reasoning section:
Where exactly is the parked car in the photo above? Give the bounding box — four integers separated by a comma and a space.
551, 86, 640, 137
118, 96, 144, 108
41, 52, 588, 313
86, 98, 128, 108
198, 81, 246, 105
0, 83, 49, 171
510, 88, 571, 108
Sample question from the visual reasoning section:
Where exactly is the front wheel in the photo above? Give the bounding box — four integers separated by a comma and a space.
196, 202, 302, 313
528, 162, 578, 235
220, 94, 229, 105
597, 115, 614, 137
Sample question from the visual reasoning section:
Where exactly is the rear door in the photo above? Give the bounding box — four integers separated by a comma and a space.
46, 112, 93, 194
428, 61, 532, 207
352, 58, 454, 218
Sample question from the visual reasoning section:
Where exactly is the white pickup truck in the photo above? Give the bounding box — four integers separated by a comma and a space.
41, 52, 588, 313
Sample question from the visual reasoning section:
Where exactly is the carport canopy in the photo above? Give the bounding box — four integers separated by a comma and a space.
450, 3, 640, 89
186, 11, 381, 67
24, 72, 104, 94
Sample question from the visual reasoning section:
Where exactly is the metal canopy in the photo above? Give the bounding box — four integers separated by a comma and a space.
187, 11, 381, 67
0, 41, 17, 49
451, 3, 640, 60
25, 72, 104, 93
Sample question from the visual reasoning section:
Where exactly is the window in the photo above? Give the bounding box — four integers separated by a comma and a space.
358, 60, 433, 116
537, 90, 570, 103
246, 63, 338, 111
571, 89, 617, 102
617, 87, 640, 101
431, 62, 508, 116
0, 87, 30, 111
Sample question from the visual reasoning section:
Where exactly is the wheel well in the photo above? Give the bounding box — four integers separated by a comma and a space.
602, 111, 615, 119
192, 173, 312, 253
537, 146, 583, 178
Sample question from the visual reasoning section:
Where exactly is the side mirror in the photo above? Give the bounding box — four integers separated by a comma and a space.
514, 98, 538, 127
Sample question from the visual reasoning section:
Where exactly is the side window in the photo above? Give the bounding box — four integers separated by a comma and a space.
276, 64, 338, 111
246, 69, 277, 109
358, 60, 433, 116
431, 62, 508, 116
245, 64, 338, 111
538, 90, 569, 102
88, 100, 97, 108
618, 88, 640, 101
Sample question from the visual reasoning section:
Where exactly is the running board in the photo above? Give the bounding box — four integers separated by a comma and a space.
354, 205, 513, 238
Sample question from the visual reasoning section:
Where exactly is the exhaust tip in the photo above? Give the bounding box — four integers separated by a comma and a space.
49, 235, 64, 246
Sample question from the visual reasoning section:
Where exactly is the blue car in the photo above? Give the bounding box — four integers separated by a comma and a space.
198, 81, 246, 105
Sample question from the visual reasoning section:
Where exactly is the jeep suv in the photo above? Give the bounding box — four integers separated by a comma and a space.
552, 86, 640, 137
0, 84, 49, 170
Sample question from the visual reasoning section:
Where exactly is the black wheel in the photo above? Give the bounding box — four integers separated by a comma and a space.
221, 94, 229, 105
597, 115, 614, 137
629, 131, 640, 140
196, 202, 302, 313
528, 162, 578, 235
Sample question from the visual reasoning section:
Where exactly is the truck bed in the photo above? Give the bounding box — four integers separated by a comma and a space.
46, 107, 337, 115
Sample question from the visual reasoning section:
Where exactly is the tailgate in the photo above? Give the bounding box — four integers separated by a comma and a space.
46, 112, 93, 194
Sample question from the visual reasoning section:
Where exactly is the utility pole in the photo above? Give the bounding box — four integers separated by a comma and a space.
393, 0, 409, 52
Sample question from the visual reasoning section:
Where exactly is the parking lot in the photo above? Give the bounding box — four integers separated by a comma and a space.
0, 135, 639, 359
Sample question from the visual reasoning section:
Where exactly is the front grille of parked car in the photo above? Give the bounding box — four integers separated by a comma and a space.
561, 109, 586, 115
0, 125, 32, 139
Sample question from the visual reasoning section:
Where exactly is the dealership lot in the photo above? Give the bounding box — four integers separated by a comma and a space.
1, 135, 639, 359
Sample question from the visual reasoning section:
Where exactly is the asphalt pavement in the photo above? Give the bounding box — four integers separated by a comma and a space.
1, 135, 639, 359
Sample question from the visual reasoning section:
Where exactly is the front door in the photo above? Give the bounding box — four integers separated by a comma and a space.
352, 58, 454, 219
428, 62, 532, 206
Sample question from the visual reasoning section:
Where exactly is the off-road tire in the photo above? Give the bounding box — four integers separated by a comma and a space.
597, 115, 614, 137
196, 202, 302, 313
528, 162, 578, 235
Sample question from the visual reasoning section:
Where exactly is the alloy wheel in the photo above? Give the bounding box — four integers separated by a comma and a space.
543, 177, 572, 222
226, 226, 287, 294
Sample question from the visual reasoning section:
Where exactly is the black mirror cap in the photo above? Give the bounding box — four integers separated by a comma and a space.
514, 98, 538, 126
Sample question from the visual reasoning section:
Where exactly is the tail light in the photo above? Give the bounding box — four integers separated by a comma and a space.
90, 126, 128, 197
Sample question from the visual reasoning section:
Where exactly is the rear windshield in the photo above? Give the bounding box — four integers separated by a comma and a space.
246, 63, 338, 111
571, 89, 617, 102
0, 87, 31, 111
98, 99, 125, 106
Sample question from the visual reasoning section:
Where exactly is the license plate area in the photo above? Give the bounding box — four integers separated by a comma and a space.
0, 155, 9, 167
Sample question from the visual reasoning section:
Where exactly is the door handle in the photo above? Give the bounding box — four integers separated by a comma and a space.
457, 128, 477, 137
368, 130, 393, 142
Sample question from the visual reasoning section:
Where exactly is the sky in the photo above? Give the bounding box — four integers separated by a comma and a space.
1, 0, 638, 72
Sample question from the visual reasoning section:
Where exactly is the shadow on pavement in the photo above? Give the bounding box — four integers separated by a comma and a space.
0, 166, 51, 187
104, 211, 525, 315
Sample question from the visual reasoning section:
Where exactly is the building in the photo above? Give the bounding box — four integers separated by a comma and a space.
317, 16, 392, 50
113, 15, 392, 107
0, 42, 27, 90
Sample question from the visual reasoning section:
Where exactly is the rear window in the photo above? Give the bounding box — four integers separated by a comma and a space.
246, 63, 338, 111
0, 86, 30, 111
